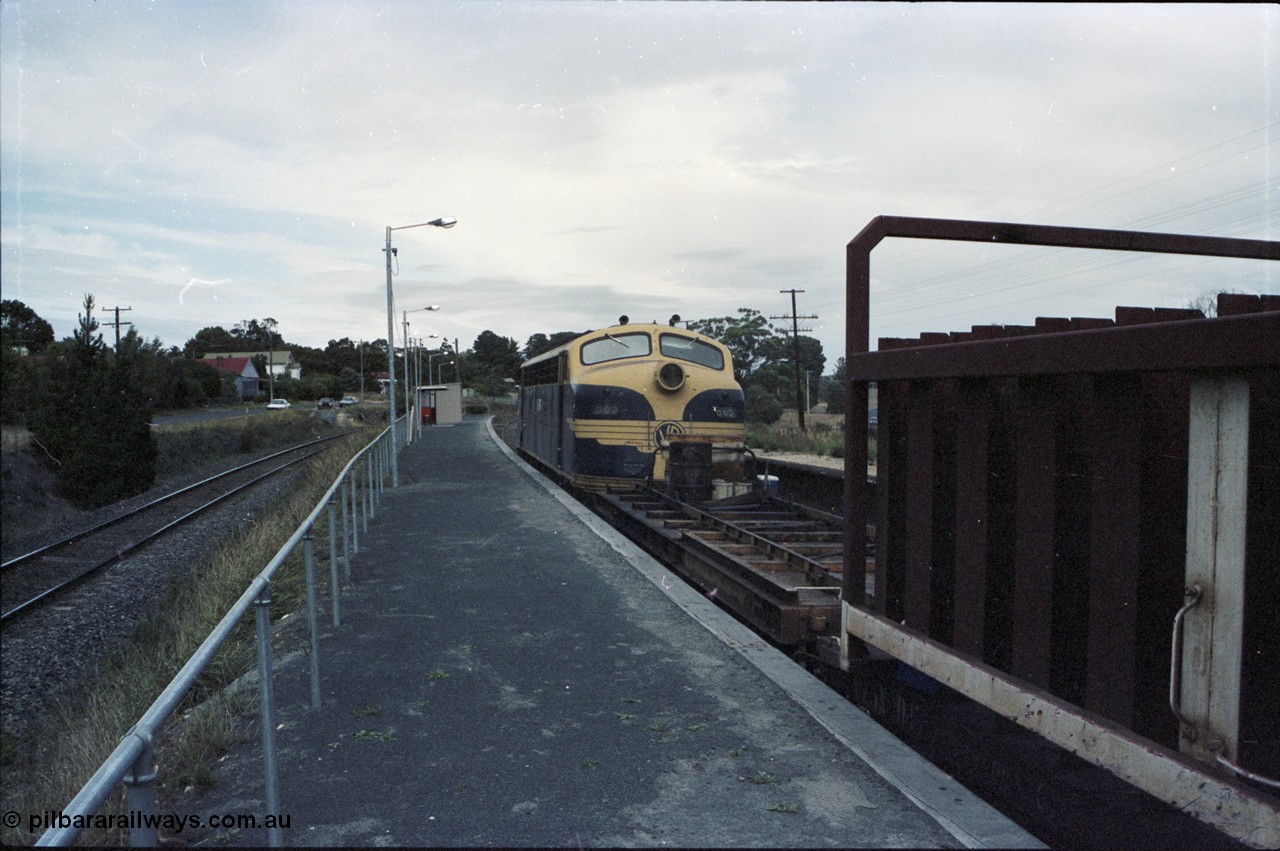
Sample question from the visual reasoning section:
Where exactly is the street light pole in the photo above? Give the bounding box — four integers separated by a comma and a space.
384, 218, 455, 487
402, 307, 439, 447
412, 338, 421, 441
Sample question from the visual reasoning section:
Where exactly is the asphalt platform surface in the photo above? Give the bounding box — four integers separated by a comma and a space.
186, 416, 1042, 848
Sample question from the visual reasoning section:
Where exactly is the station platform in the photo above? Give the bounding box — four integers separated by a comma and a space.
189, 416, 1043, 848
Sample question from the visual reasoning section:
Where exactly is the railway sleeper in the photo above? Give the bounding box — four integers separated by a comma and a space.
673, 550, 839, 647
680, 530, 838, 598
596, 488, 842, 647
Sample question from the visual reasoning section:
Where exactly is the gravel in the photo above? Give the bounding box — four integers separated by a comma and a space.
0, 462, 303, 746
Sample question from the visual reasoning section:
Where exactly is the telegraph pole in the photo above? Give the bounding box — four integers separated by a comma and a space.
102, 306, 133, 350
771, 290, 817, 431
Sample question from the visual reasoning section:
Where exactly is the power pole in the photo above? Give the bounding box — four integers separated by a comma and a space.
102, 306, 133, 350
771, 290, 817, 431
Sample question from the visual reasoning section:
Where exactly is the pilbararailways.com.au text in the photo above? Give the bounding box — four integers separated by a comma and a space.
17, 809, 291, 834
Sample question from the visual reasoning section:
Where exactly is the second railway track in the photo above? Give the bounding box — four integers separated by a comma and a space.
1, 434, 348, 624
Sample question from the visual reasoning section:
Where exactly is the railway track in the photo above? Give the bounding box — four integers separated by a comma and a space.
597, 488, 848, 658
0, 435, 346, 624
589, 479, 876, 679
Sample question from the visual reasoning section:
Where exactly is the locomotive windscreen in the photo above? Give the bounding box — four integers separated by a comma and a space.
659, 334, 724, 370
581, 333, 652, 364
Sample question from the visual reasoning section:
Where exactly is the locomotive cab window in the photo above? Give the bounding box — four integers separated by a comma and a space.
581, 333, 652, 365
659, 334, 724, 371
521, 354, 562, 387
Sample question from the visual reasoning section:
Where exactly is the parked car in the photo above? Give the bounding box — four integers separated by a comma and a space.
317, 397, 335, 409
267, 398, 291, 410
339, 395, 359, 406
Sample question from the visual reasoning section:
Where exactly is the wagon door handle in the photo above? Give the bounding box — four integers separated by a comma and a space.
1168, 583, 1202, 735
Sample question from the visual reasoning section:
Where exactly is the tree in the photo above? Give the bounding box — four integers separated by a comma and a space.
1, 344, 36, 424
523, 330, 584, 360
1, 299, 55, 354
823, 358, 847, 411
292, 343, 329, 378
1186, 288, 1246, 318
72, 293, 107, 367
28, 294, 157, 508
170, 358, 223, 408
324, 338, 363, 375
471, 330, 522, 379
183, 326, 237, 358
793, 336, 826, 381
231, 317, 283, 350
745, 390, 784, 425
304, 373, 344, 400
687, 309, 777, 381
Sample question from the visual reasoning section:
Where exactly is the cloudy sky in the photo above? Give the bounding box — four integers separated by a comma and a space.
2, 1, 1276, 368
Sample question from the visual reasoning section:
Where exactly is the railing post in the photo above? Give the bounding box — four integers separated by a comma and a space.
376, 442, 384, 500
121, 732, 157, 847
340, 478, 353, 563
253, 582, 283, 848
303, 528, 322, 710
327, 497, 342, 627
366, 454, 374, 523
349, 470, 361, 551
367, 454, 376, 519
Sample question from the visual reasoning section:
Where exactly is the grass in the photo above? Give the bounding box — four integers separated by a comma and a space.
2, 410, 345, 552
0, 421, 371, 847
154, 409, 341, 481
746, 421, 846, 457
745, 411, 877, 464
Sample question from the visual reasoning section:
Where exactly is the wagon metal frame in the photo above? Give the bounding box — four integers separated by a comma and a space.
841, 216, 1279, 846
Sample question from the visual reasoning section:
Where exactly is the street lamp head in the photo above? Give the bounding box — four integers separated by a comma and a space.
429, 217, 457, 229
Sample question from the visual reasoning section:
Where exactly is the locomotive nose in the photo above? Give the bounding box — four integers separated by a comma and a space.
656, 362, 685, 391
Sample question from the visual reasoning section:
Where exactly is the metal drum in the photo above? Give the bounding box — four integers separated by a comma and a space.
666, 438, 714, 502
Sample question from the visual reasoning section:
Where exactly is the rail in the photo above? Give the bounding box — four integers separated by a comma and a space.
36, 414, 410, 847
2, 434, 348, 571
840, 216, 1279, 847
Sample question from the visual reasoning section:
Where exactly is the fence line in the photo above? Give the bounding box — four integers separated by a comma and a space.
38, 416, 408, 847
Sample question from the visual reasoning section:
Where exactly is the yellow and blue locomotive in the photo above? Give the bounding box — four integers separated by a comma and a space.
517, 317, 746, 491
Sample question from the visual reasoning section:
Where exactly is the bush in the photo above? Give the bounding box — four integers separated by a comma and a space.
745, 391, 783, 425
29, 341, 157, 510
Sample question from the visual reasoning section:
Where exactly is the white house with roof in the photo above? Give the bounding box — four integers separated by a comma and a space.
224, 351, 301, 381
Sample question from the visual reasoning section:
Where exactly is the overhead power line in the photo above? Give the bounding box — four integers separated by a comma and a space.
102, 306, 133, 351
771, 289, 818, 431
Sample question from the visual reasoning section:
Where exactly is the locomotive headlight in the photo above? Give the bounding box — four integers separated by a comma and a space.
657, 362, 685, 391
590, 401, 620, 416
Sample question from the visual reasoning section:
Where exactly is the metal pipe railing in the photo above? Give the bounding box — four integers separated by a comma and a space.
37, 422, 401, 847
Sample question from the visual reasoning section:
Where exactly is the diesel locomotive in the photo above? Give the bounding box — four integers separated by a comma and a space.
517, 316, 747, 491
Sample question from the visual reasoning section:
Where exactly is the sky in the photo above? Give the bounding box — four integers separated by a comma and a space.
2, 1, 1276, 371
